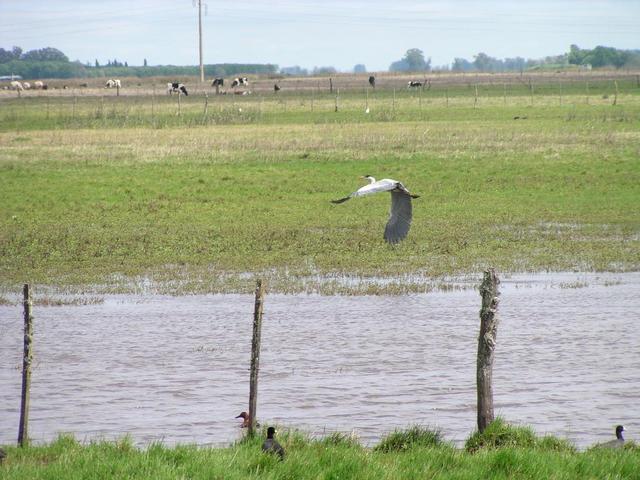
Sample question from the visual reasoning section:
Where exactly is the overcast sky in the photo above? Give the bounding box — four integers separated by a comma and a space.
0, 0, 638, 71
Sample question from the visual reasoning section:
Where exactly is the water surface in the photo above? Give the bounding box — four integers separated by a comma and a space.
1, 272, 638, 449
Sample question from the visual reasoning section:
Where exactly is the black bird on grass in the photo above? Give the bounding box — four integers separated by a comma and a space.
262, 426, 285, 460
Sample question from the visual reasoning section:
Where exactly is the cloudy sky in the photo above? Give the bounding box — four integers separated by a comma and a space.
0, 0, 638, 71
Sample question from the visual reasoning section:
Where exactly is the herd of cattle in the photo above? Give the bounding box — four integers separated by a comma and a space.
3, 80, 49, 91
3, 75, 432, 94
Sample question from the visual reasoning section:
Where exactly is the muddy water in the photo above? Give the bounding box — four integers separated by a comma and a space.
1, 273, 638, 449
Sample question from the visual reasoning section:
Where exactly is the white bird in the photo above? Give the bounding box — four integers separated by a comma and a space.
331, 175, 419, 244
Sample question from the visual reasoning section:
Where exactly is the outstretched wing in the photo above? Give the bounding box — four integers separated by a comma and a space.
384, 191, 413, 243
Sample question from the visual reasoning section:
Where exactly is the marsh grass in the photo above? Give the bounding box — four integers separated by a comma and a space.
1, 424, 639, 480
1, 84, 639, 294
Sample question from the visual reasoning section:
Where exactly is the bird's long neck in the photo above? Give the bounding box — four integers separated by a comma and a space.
365, 176, 376, 184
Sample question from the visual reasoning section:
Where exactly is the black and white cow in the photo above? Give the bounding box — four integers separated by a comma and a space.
167, 82, 188, 96
211, 77, 224, 94
368, 76, 376, 88
231, 77, 248, 88
105, 79, 121, 88
407, 80, 423, 88
273, 83, 280, 92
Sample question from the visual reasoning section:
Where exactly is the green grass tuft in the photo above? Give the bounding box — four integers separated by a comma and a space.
374, 425, 447, 453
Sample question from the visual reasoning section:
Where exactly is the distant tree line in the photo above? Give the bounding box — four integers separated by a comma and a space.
449, 45, 640, 73
0, 46, 278, 79
2, 44, 639, 80
389, 45, 640, 73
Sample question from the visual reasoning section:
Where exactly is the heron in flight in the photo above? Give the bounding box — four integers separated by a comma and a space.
331, 175, 419, 244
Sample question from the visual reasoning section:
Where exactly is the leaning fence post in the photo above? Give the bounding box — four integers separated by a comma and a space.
248, 279, 265, 436
477, 268, 500, 433
18, 284, 33, 447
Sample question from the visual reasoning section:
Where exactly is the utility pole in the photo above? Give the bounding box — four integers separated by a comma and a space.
195, 0, 206, 83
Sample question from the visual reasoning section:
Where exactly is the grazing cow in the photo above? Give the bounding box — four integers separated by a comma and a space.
167, 82, 188, 96
274, 83, 280, 92
407, 81, 423, 88
22, 82, 31, 90
10, 80, 23, 91
34, 81, 44, 89
105, 79, 121, 88
369, 76, 375, 88
79, 83, 88, 88
212, 77, 224, 94
231, 77, 248, 88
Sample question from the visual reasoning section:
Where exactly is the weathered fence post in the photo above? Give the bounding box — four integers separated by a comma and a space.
392, 88, 396, 113
203, 93, 209, 117
177, 92, 182, 116
613, 80, 619, 106
586, 81, 590, 104
477, 268, 500, 433
559, 82, 563, 106
151, 85, 155, 121
329, 77, 333, 94
248, 279, 265, 436
474, 84, 478, 109
334, 89, 339, 112
18, 284, 33, 447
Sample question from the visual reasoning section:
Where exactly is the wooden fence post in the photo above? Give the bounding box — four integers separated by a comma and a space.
335, 89, 339, 112
329, 77, 333, 94
474, 84, 478, 109
586, 81, 590, 104
477, 268, 500, 433
248, 279, 265, 436
559, 82, 563, 106
613, 80, 619, 106
18, 284, 33, 447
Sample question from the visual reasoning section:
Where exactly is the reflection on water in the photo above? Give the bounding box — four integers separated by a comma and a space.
0, 273, 638, 449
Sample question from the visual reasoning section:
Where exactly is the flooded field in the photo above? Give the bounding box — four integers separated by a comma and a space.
0, 272, 638, 449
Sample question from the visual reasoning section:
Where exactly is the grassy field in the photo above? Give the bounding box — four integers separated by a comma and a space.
1, 75, 639, 294
1, 422, 639, 479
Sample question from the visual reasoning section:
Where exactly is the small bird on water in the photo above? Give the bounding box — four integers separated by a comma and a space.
598, 425, 625, 448
331, 175, 419, 244
262, 426, 285, 460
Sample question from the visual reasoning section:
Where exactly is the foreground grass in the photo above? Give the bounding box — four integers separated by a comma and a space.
1, 89, 639, 294
1, 423, 639, 480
